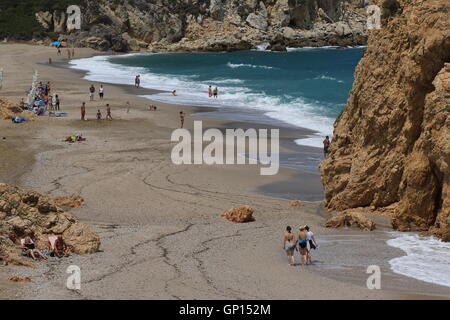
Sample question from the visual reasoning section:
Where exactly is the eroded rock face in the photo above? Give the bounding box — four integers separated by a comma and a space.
31, 0, 367, 52
0, 184, 100, 266
324, 212, 376, 231
221, 205, 255, 223
320, 0, 450, 239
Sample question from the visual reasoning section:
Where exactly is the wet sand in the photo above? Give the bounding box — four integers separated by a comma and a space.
0, 43, 449, 300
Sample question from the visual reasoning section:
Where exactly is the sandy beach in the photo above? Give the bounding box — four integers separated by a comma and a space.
0, 43, 449, 300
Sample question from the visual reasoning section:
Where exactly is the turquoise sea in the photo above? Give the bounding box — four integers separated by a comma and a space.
70, 46, 364, 147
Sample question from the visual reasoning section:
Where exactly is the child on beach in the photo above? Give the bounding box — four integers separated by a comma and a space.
81, 102, 86, 120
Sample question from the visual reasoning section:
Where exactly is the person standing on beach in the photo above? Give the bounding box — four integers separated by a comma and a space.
213, 87, 218, 99
323, 136, 330, 158
179, 111, 185, 128
106, 104, 112, 120
135, 75, 141, 88
126, 101, 131, 113
55, 94, 60, 111
283, 226, 297, 266
99, 85, 104, 100
81, 102, 86, 120
89, 85, 96, 101
305, 225, 318, 264
297, 226, 308, 266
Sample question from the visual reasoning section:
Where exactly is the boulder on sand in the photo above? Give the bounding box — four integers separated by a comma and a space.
53, 196, 84, 208
289, 200, 304, 207
324, 212, 376, 231
221, 205, 255, 223
0, 184, 100, 266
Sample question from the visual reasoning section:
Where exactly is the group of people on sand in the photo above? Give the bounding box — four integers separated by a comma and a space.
0, 230, 71, 265
208, 85, 219, 98
80, 102, 113, 121
283, 225, 318, 266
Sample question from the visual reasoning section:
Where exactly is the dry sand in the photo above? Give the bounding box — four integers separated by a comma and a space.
0, 43, 448, 300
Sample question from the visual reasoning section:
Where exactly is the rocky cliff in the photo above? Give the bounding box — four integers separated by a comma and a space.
30, 0, 367, 51
320, 0, 450, 239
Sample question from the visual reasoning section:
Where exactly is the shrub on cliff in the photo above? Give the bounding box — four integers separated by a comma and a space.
382, 0, 402, 19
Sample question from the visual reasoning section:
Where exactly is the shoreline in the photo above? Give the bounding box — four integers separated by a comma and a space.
0, 43, 449, 299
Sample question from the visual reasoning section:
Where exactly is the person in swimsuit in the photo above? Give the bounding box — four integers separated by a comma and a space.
208, 86, 212, 98
54, 235, 69, 258
99, 85, 104, 100
106, 104, 112, 120
96, 109, 102, 120
135, 75, 141, 88
22, 236, 47, 260
323, 136, 331, 158
89, 84, 95, 101
283, 226, 297, 266
213, 87, 218, 98
298, 226, 308, 266
305, 225, 318, 264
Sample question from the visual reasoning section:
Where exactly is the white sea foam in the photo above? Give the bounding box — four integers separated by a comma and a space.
227, 62, 274, 70
387, 232, 450, 287
255, 42, 270, 51
314, 75, 344, 83
70, 55, 333, 147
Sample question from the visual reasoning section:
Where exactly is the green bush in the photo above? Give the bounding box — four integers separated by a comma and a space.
0, 0, 84, 39
382, 0, 402, 19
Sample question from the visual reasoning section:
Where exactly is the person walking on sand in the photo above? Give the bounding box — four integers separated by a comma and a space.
323, 136, 330, 158
179, 111, 185, 128
298, 226, 308, 266
89, 84, 96, 101
283, 226, 297, 266
213, 87, 218, 99
81, 102, 86, 120
99, 85, 104, 100
126, 101, 131, 113
305, 225, 318, 264
135, 75, 141, 88
106, 104, 112, 120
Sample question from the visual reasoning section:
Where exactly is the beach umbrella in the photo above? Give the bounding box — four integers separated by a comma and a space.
51, 41, 61, 47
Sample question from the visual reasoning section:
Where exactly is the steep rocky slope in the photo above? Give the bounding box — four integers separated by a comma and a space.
320, 0, 450, 239
28, 0, 368, 51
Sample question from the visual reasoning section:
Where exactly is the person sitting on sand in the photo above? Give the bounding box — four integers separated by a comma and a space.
323, 136, 330, 158
21, 236, 47, 261
305, 225, 318, 264
49, 235, 69, 258
297, 226, 308, 266
283, 226, 297, 266
96, 109, 102, 120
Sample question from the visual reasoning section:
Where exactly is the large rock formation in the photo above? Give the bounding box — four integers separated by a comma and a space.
0, 184, 100, 266
29, 0, 368, 52
320, 0, 450, 239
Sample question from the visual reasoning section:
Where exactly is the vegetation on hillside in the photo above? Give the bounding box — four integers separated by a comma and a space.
0, 0, 83, 39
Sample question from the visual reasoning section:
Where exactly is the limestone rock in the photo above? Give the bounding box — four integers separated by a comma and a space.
221, 205, 255, 223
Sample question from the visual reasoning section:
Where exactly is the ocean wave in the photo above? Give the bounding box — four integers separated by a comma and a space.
314, 75, 344, 83
227, 62, 274, 70
387, 232, 450, 287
